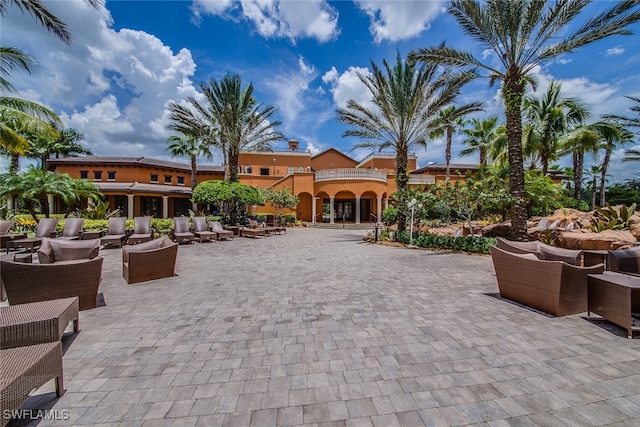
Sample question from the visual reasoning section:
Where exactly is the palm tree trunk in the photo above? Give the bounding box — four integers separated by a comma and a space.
445, 127, 452, 180
573, 152, 583, 200
479, 148, 486, 168
395, 147, 409, 234
591, 176, 597, 210
191, 155, 198, 212
9, 154, 20, 174
599, 148, 612, 207
228, 153, 239, 183
504, 74, 528, 241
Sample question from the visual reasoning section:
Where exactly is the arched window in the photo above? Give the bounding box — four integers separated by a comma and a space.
287, 166, 294, 175
244, 165, 252, 174
297, 166, 305, 172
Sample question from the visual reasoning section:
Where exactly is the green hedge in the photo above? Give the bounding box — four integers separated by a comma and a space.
396, 231, 496, 254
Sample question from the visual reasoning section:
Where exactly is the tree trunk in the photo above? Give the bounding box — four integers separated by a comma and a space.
445, 127, 452, 181
228, 153, 239, 183
395, 147, 409, 234
479, 148, 486, 168
591, 176, 597, 210
191, 155, 198, 213
573, 152, 583, 200
503, 72, 528, 241
600, 148, 612, 207
9, 154, 20, 174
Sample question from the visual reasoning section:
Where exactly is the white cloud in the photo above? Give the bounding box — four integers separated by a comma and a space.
306, 142, 321, 156
606, 45, 625, 56
2, 0, 204, 162
355, 0, 445, 43
323, 66, 373, 110
190, 0, 339, 42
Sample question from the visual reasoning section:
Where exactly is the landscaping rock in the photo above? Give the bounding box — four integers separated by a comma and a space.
557, 229, 638, 250
482, 221, 511, 238
630, 213, 640, 241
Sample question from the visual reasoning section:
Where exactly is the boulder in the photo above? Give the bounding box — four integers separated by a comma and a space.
629, 214, 640, 241
482, 221, 511, 238
557, 229, 638, 250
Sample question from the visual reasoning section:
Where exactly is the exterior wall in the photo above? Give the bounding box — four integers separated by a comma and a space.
311, 149, 357, 171
358, 157, 416, 173
239, 151, 312, 177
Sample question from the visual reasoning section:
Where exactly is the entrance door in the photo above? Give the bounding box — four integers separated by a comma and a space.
336, 201, 354, 222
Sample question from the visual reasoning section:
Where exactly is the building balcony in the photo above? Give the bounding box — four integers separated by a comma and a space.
315, 169, 387, 183
408, 175, 436, 185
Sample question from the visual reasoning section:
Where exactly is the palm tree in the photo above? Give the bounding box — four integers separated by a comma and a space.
337, 51, 476, 233
430, 103, 483, 180
605, 96, 640, 132
592, 120, 635, 207
167, 73, 284, 182
0, 46, 35, 92
460, 116, 500, 167
52, 126, 91, 158
624, 146, 640, 162
410, 0, 640, 240
523, 81, 589, 176
166, 133, 213, 192
559, 126, 600, 199
584, 164, 602, 210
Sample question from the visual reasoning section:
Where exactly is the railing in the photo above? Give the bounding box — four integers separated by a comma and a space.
315, 169, 387, 183
408, 175, 436, 185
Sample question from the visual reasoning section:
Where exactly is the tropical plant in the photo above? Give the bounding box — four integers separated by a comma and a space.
430, 103, 483, 180
589, 202, 636, 232
624, 146, 640, 162
559, 126, 600, 199
26, 123, 91, 169
604, 96, 640, 133
396, 231, 497, 254
263, 186, 299, 225
165, 132, 213, 192
167, 73, 284, 183
77, 199, 121, 220
192, 180, 265, 225
410, 0, 640, 240
337, 51, 476, 233
460, 116, 501, 167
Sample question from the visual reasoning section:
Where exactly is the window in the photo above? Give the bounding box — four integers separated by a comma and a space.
177, 176, 185, 185
93, 171, 102, 181
260, 168, 270, 176
150, 174, 159, 183
297, 166, 305, 173
80, 170, 88, 179
244, 165, 252, 174
107, 171, 116, 181
164, 175, 172, 184
287, 166, 294, 175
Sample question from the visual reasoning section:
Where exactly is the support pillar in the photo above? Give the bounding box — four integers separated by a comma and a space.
162, 195, 169, 219
312, 197, 318, 224
329, 196, 335, 224
355, 196, 361, 224
47, 194, 55, 216
385, 198, 389, 209
127, 194, 135, 219
376, 196, 382, 224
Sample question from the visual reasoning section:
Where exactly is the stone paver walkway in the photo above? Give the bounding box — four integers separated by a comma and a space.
11, 227, 640, 426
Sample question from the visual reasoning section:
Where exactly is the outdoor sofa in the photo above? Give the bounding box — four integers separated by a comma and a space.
37, 237, 100, 264
122, 236, 178, 284
608, 246, 640, 275
496, 237, 583, 266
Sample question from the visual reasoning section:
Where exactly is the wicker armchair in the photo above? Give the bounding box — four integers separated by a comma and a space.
171, 217, 195, 244
127, 217, 153, 245
37, 237, 100, 264
6, 218, 59, 253
496, 237, 582, 266
490, 246, 604, 316
608, 246, 640, 275
122, 236, 178, 284
0, 257, 104, 310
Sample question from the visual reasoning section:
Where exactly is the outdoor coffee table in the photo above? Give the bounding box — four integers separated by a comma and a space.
588, 272, 640, 339
0, 297, 79, 349
584, 249, 609, 269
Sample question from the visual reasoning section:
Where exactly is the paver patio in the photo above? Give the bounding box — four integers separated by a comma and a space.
7, 227, 640, 426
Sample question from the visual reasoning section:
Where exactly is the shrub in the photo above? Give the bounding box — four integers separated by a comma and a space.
396, 231, 496, 254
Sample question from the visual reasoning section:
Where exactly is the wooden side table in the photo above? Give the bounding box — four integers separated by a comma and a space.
584, 249, 609, 269
588, 272, 640, 338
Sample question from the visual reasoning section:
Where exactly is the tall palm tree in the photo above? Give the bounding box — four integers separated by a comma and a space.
584, 164, 602, 210
166, 133, 213, 192
0, 46, 35, 92
460, 116, 500, 167
430, 103, 483, 180
523, 81, 589, 176
592, 120, 635, 206
410, 0, 640, 240
167, 73, 284, 183
337, 51, 476, 233
559, 126, 600, 199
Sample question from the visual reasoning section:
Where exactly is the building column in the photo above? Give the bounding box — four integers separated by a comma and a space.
312, 197, 318, 224
162, 195, 169, 219
329, 196, 335, 224
355, 196, 361, 224
47, 194, 55, 216
127, 194, 135, 219
6, 195, 13, 212
376, 196, 382, 224
385, 198, 389, 209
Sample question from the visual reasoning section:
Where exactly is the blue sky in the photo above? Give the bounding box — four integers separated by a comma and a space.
4, 0, 639, 182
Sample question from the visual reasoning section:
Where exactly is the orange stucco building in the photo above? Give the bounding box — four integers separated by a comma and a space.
46, 139, 440, 223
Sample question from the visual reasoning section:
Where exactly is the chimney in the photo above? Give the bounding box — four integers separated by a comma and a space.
288, 139, 299, 151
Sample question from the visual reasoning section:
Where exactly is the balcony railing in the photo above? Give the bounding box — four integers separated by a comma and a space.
315, 169, 387, 183
408, 175, 436, 185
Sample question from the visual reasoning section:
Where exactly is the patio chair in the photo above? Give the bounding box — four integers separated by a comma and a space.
171, 217, 195, 244
6, 218, 59, 253
1, 257, 104, 310
100, 217, 128, 248
192, 217, 217, 243
496, 237, 582, 266
209, 221, 233, 241
37, 237, 100, 264
0, 220, 27, 249
240, 226, 266, 238
127, 216, 153, 245
1, 341, 64, 427
52, 218, 84, 240
490, 246, 604, 316
608, 246, 640, 275
122, 236, 178, 284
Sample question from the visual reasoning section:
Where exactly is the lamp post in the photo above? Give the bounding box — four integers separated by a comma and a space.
407, 198, 422, 247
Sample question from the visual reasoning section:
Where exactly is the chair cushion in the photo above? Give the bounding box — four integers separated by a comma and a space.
38, 238, 100, 264
538, 245, 582, 266
126, 235, 172, 252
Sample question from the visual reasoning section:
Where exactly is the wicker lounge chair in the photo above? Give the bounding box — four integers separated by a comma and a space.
0, 220, 27, 249
192, 217, 217, 243
122, 236, 178, 284
496, 237, 582, 266
100, 217, 128, 248
1, 341, 64, 427
1, 257, 104, 310
240, 226, 266, 238
608, 246, 640, 275
53, 218, 84, 240
209, 221, 233, 241
171, 217, 195, 244
0, 297, 79, 349
127, 217, 153, 245
37, 238, 100, 264
490, 246, 603, 316
6, 218, 59, 253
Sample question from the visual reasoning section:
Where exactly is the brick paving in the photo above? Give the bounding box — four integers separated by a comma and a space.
9, 227, 640, 426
